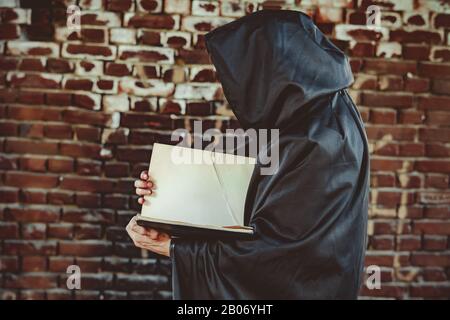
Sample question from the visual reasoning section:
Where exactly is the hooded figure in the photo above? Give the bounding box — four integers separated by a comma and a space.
170, 10, 369, 299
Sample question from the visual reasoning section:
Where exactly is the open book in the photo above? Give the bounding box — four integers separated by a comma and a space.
136, 143, 256, 238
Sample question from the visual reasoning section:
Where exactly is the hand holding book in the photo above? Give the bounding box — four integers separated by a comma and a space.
125, 170, 171, 257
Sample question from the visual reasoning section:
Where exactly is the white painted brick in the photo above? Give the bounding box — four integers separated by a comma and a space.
0, 8, 30, 24
161, 65, 188, 83
380, 12, 402, 29
119, 77, 175, 97
419, 0, 450, 13
80, 11, 121, 27
220, 1, 245, 17
181, 16, 234, 33
136, 0, 162, 12
79, 0, 104, 10
62, 74, 96, 89
164, 0, 191, 14
55, 26, 73, 42
95, 78, 118, 94
174, 83, 222, 100
130, 96, 158, 111
403, 11, 430, 28
159, 98, 186, 114
103, 94, 130, 113
316, 7, 343, 23
108, 112, 121, 129
102, 128, 129, 143
376, 42, 402, 58
6, 41, 59, 57
0, 0, 18, 8
62, 43, 117, 61
161, 31, 191, 48
189, 65, 215, 81
7, 71, 63, 84
123, 12, 180, 30
431, 45, 450, 62
76, 92, 102, 110
118, 45, 175, 64
334, 24, 389, 41
318, 0, 353, 8
110, 28, 137, 44
75, 60, 103, 76
192, 0, 220, 16
132, 64, 161, 78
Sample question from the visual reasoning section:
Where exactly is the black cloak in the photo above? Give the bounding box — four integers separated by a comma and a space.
170, 10, 369, 300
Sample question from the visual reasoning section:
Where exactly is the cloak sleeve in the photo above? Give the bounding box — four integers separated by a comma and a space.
170, 10, 369, 300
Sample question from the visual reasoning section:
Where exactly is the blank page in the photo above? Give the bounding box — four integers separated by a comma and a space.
141, 143, 256, 227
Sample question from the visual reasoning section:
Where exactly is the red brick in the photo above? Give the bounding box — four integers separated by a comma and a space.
362, 92, 413, 108
46, 92, 72, 106
370, 109, 396, 124
75, 193, 101, 208
59, 241, 112, 256
0, 222, 19, 239
419, 128, 450, 142
402, 44, 430, 60
22, 256, 47, 272
19, 156, 47, 172
127, 14, 175, 29
4, 207, 59, 222
411, 252, 450, 267
3, 240, 57, 255
59, 176, 115, 193
410, 284, 450, 299
4, 274, 57, 289
107, 0, 133, 11
0, 23, 19, 39
397, 235, 421, 251
8, 105, 62, 121
9, 73, 60, 89
4, 172, 59, 189
47, 223, 73, 239
20, 190, 47, 204
418, 62, 450, 79
48, 158, 74, 173
44, 124, 73, 139
423, 235, 448, 251
74, 126, 101, 142
413, 221, 450, 235
366, 126, 416, 141
363, 60, 417, 75
19, 58, 45, 71
390, 29, 442, 44
17, 91, 45, 104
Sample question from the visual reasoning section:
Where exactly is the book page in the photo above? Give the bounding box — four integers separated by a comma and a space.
141, 144, 255, 228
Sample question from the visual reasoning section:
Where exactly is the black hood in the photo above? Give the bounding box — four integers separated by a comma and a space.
205, 10, 354, 129
171, 10, 369, 300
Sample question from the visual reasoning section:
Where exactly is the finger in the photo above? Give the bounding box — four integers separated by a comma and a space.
138, 197, 145, 205
149, 229, 159, 240
132, 224, 148, 235
132, 232, 155, 244
136, 188, 152, 196
126, 216, 137, 233
134, 180, 148, 189
140, 170, 149, 180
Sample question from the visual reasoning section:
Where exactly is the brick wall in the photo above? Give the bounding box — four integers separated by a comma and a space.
0, 0, 449, 300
